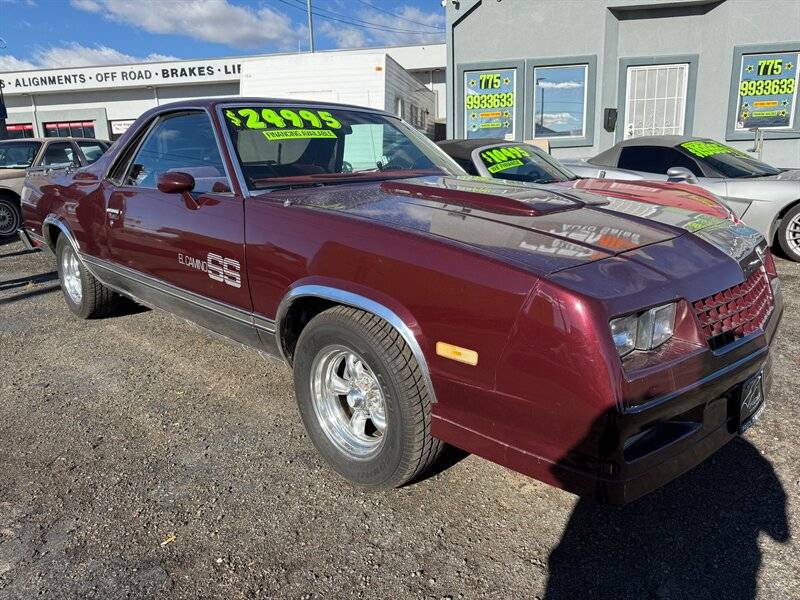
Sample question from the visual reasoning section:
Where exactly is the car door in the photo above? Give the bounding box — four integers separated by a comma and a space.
103, 110, 253, 326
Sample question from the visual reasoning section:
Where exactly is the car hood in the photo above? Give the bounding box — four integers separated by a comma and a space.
0, 168, 25, 182
278, 175, 757, 276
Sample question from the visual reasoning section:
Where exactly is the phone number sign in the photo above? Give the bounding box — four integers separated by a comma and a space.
464, 68, 516, 140
736, 51, 799, 130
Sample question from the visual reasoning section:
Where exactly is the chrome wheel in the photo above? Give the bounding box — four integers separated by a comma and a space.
61, 246, 83, 304
310, 345, 387, 459
786, 212, 800, 255
0, 201, 19, 236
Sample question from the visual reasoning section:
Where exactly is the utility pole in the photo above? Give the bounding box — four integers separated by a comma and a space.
307, 0, 315, 52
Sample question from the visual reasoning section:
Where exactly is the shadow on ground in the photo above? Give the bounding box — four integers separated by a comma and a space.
544, 438, 789, 600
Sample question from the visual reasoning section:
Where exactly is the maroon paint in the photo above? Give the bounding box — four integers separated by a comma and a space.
22, 99, 783, 504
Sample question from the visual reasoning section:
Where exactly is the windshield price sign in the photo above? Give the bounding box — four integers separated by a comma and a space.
464, 68, 516, 140
736, 51, 799, 130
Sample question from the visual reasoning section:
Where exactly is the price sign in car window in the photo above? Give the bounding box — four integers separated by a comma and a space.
464, 68, 516, 140
735, 51, 799, 130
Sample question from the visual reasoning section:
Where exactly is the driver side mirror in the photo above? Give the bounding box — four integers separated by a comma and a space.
157, 171, 199, 210
666, 166, 698, 184
157, 171, 195, 194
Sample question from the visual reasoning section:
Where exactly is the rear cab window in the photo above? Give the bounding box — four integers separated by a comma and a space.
77, 141, 110, 165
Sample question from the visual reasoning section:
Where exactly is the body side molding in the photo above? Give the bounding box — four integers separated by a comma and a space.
275, 285, 438, 403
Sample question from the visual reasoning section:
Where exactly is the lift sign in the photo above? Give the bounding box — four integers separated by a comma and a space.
464, 68, 516, 140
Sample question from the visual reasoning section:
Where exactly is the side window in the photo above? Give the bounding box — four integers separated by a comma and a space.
77, 141, 109, 165
125, 112, 229, 193
617, 146, 702, 176
41, 142, 76, 167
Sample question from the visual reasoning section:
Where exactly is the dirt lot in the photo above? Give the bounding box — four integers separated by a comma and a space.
0, 237, 798, 600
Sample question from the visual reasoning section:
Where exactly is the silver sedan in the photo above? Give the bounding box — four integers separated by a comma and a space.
561, 135, 800, 261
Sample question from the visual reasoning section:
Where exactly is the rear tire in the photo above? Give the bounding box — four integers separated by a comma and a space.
55, 235, 119, 318
777, 203, 800, 262
0, 196, 22, 239
293, 305, 443, 488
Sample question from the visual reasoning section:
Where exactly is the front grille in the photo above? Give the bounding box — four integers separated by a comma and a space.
693, 268, 773, 348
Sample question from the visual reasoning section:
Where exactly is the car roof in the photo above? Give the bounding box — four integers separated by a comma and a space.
436, 138, 513, 160
589, 135, 714, 166
153, 97, 396, 118
0, 137, 108, 143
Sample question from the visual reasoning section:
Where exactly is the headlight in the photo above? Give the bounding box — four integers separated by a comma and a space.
609, 303, 676, 357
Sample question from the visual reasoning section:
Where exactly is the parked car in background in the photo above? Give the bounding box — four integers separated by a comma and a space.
437, 138, 738, 223
0, 137, 110, 240
20, 99, 782, 504
560, 135, 800, 261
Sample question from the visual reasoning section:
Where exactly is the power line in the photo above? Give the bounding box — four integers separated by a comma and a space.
279, 0, 441, 34
351, 0, 444, 30
275, 0, 444, 35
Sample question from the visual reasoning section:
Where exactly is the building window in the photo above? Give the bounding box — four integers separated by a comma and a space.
44, 121, 96, 139
623, 63, 689, 139
734, 51, 799, 132
4, 124, 34, 139
533, 64, 588, 139
463, 67, 517, 140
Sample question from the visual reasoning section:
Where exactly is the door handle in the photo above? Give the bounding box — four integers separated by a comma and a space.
106, 208, 122, 217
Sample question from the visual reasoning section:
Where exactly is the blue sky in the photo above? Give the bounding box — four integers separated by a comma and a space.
0, 0, 445, 71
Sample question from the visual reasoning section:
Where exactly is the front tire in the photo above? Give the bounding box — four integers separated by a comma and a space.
293, 306, 443, 488
55, 235, 119, 318
777, 203, 800, 262
0, 196, 22, 239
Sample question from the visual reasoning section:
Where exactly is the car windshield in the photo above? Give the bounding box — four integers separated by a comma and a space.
222, 105, 463, 190
0, 141, 41, 169
678, 140, 781, 178
476, 143, 577, 183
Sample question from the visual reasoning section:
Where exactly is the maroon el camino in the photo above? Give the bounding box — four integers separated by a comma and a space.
19, 99, 783, 504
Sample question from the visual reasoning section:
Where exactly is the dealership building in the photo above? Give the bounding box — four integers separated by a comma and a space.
446, 0, 800, 166
0, 43, 446, 141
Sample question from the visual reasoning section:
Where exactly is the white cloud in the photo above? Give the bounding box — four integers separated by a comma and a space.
71, 0, 302, 50
0, 55, 36, 71
319, 21, 368, 49
541, 112, 580, 126
320, 4, 444, 49
538, 80, 583, 90
0, 43, 178, 72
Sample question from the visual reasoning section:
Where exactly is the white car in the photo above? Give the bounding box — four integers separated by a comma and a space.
561, 135, 800, 261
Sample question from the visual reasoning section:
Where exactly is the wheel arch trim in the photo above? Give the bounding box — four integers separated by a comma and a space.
275, 285, 438, 403
42, 214, 80, 253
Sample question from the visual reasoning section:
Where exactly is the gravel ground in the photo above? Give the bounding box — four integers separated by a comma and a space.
0, 237, 798, 600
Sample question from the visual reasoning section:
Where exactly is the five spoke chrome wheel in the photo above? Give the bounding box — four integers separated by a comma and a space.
61, 246, 83, 304
310, 345, 387, 459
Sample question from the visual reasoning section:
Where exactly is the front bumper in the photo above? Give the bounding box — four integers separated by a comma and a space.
558, 294, 782, 505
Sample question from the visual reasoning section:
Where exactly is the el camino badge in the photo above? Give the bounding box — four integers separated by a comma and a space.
178, 252, 241, 288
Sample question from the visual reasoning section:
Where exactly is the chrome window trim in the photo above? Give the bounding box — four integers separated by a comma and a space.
275, 285, 438, 403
